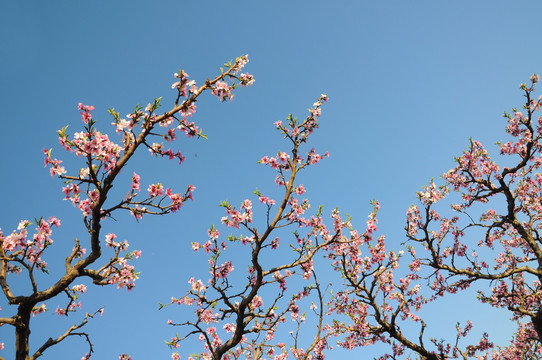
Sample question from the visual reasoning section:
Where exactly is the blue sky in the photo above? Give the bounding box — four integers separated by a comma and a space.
2, 1, 542, 359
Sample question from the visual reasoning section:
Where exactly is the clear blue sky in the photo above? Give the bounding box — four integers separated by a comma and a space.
1, 1, 542, 359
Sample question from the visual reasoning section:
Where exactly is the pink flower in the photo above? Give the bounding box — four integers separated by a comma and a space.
197, 309, 217, 324
78, 103, 95, 124
239, 73, 255, 86
72, 284, 87, 293
105, 233, 119, 248
232, 55, 250, 73
48, 217, 61, 227
251, 295, 263, 308
212, 81, 233, 101
366, 219, 377, 233
55, 307, 66, 316
223, 323, 236, 333
148, 183, 164, 197
31, 304, 47, 317
131, 173, 141, 191
216, 261, 234, 278
189, 278, 206, 293
208, 228, 220, 240
48, 158, 66, 177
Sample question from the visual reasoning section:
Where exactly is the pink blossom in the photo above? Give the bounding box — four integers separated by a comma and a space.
197, 309, 218, 324
251, 295, 263, 308
232, 54, 249, 73
72, 284, 87, 293
239, 73, 255, 86
131, 173, 141, 191
189, 278, 206, 293
31, 304, 47, 317
208, 228, 220, 240
78, 103, 95, 124
223, 323, 236, 333
216, 261, 234, 279
212, 81, 233, 101
271, 237, 279, 249
148, 183, 164, 197
259, 195, 276, 205
105, 233, 119, 248
55, 307, 66, 316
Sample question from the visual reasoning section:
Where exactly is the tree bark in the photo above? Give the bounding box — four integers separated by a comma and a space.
15, 304, 32, 360
533, 309, 542, 342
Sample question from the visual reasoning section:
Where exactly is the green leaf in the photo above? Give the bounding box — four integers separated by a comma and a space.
108, 108, 119, 120
57, 125, 69, 138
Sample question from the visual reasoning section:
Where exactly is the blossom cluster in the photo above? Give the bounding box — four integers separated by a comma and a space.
0, 217, 61, 272
103, 250, 141, 290
220, 199, 253, 228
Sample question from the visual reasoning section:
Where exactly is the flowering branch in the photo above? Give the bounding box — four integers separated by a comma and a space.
329, 200, 496, 359
405, 75, 542, 351
163, 95, 339, 360
327, 74, 542, 359
29, 308, 103, 360
0, 55, 253, 360
326, 78, 542, 359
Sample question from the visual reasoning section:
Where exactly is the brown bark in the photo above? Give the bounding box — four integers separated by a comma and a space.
15, 304, 32, 360
533, 309, 542, 342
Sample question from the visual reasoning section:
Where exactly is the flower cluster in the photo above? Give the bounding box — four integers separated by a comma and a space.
208, 55, 253, 102
0, 217, 60, 273
220, 199, 253, 228
102, 249, 141, 290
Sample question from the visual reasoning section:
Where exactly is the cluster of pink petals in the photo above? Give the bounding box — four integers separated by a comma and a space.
31, 304, 48, 317
43, 149, 66, 177
1, 218, 60, 272
221, 200, 253, 228
212, 80, 234, 101
78, 103, 95, 124
101, 250, 141, 290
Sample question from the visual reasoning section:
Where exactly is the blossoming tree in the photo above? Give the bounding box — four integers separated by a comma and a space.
330, 75, 542, 359
0, 55, 254, 360
4, 52, 542, 360
162, 94, 350, 360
